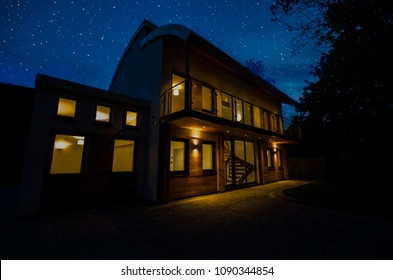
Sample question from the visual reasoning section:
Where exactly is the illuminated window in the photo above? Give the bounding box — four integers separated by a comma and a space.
171, 74, 185, 113
263, 111, 269, 130
112, 139, 135, 172
233, 98, 243, 123
267, 149, 273, 168
244, 102, 252, 126
50, 134, 85, 174
277, 149, 282, 168
253, 106, 261, 128
95, 105, 111, 122
126, 111, 138, 126
217, 91, 232, 120
202, 143, 214, 171
170, 140, 186, 172
57, 97, 77, 117
202, 86, 214, 112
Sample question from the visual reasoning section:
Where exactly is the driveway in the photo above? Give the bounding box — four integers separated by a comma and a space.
1, 179, 393, 260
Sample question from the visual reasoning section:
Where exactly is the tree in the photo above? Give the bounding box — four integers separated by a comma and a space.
245, 58, 276, 85
272, 0, 393, 177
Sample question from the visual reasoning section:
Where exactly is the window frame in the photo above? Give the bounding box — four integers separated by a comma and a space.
169, 139, 189, 175
277, 149, 283, 169
202, 142, 216, 173
201, 85, 215, 114
125, 110, 139, 127
266, 148, 274, 169
55, 96, 78, 120
48, 132, 87, 175
94, 103, 113, 125
112, 138, 137, 173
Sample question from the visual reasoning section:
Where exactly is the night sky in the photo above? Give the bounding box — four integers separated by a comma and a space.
1, 0, 322, 101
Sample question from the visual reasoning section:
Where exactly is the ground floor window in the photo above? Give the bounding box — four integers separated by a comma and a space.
112, 139, 135, 172
277, 149, 282, 168
170, 140, 187, 172
267, 148, 273, 168
50, 134, 85, 174
202, 142, 214, 171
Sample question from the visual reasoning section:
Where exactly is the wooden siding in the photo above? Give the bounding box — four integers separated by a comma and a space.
168, 174, 217, 200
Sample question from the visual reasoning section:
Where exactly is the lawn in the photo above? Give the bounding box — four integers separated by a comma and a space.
282, 180, 393, 220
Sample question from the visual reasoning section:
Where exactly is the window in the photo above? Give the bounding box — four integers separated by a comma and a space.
112, 139, 135, 172
50, 134, 85, 174
217, 91, 232, 120
126, 111, 138, 126
233, 98, 243, 123
263, 111, 269, 130
202, 143, 214, 171
95, 105, 111, 122
170, 140, 187, 172
202, 86, 214, 112
57, 97, 77, 117
266, 149, 273, 168
277, 149, 282, 168
253, 106, 261, 128
244, 102, 252, 126
171, 74, 185, 113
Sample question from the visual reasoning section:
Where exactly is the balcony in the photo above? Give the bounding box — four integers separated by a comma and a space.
160, 75, 301, 140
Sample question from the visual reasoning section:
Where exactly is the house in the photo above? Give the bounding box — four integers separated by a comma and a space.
1, 20, 300, 216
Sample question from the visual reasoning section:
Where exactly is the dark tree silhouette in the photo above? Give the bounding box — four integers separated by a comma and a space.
245, 58, 276, 85
272, 0, 393, 177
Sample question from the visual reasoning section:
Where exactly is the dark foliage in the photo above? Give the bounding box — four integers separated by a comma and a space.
272, 0, 393, 177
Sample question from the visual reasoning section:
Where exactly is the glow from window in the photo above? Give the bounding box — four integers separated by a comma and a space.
96, 105, 111, 122
126, 111, 138, 126
57, 98, 76, 117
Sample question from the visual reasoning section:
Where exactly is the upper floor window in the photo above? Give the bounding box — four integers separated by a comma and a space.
57, 97, 77, 118
202, 86, 214, 112
126, 111, 138, 127
171, 74, 185, 113
95, 105, 111, 123
244, 102, 252, 126
112, 139, 135, 172
50, 134, 85, 174
217, 91, 232, 120
233, 98, 243, 123
253, 106, 261, 128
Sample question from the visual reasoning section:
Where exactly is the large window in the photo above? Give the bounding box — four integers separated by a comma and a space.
225, 140, 255, 185
112, 139, 135, 172
244, 102, 252, 126
253, 106, 261, 128
50, 134, 85, 174
170, 140, 186, 172
202, 143, 214, 171
57, 97, 77, 118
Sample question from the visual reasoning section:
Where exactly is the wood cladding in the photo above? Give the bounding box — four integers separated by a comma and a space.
168, 174, 217, 200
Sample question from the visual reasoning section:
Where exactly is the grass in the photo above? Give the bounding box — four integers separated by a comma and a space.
282, 179, 393, 220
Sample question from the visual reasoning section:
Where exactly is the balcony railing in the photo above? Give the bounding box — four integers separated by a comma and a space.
160, 77, 301, 140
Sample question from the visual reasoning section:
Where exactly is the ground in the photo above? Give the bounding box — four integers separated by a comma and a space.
1, 179, 393, 260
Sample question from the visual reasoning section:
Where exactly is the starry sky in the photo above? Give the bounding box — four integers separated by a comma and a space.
1, 0, 322, 102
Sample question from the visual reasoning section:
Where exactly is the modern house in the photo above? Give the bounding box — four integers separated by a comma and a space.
1, 20, 300, 216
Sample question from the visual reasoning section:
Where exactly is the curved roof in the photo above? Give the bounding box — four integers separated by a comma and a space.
141, 23, 194, 48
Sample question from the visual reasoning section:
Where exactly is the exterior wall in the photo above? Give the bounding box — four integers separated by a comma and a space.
17, 76, 149, 215
162, 38, 282, 115
262, 144, 288, 183
166, 126, 220, 200
110, 26, 164, 202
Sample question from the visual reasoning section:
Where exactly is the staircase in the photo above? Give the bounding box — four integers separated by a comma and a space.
226, 155, 254, 184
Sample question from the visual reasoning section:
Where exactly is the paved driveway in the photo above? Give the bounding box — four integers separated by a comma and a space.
1, 180, 393, 260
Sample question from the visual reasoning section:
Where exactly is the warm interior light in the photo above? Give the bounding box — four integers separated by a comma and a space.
236, 113, 242, 121
77, 139, 84, 145
55, 140, 69, 149
173, 89, 180, 96
96, 111, 109, 121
